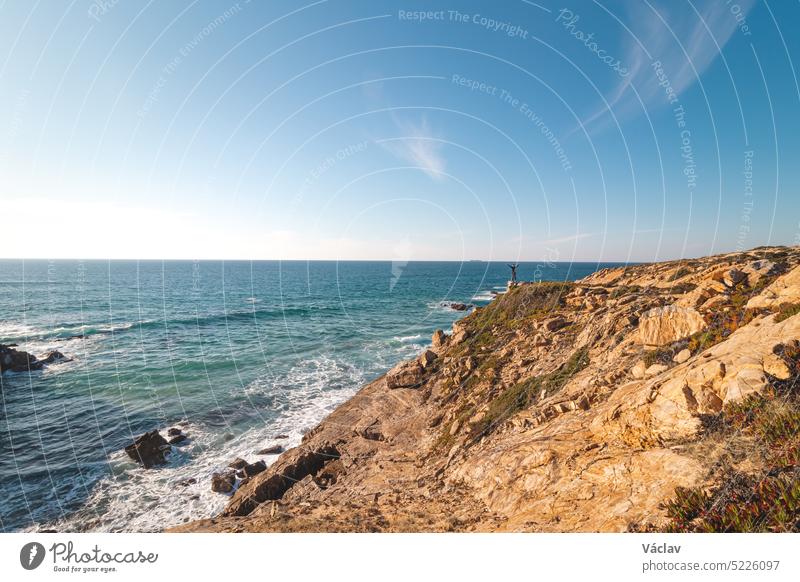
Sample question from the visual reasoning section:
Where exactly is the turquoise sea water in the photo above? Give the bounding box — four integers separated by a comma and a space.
0, 259, 620, 532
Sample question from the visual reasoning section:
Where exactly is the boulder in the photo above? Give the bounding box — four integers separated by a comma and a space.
723, 268, 747, 288
257, 445, 283, 455
431, 329, 447, 349
167, 427, 182, 437
169, 434, 189, 445
631, 361, 646, 379
228, 458, 248, 470
762, 353, 791, 380
419, 349, 437, 369
543, 317, 569, 332
211, 471, 236, 494
645, 363, 669, 377
740, 259, 776, 287
38, 351, 70, 365
638, 305, 707, 347
673, 349, 691, 364
240, 460, 267, 478
0, 344, 42, 373
124, 430, 170, 468
386, 360, 424, 389
451, 322, 469, 345
746, 265, 800, 309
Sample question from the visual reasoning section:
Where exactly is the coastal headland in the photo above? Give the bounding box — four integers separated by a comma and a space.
167, 246, 800, 532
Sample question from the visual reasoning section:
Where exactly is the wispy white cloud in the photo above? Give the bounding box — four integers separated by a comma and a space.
582, 0, 755, 130
381, 116, 446, 180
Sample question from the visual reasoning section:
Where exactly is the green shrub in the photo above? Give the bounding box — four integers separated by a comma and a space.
775, 303, 800, 323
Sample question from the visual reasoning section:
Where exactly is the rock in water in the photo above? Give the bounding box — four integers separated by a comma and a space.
228, 458, 248, 470
39, 351, 70, 365
257, 445, 283, 455
0, 344, 42, 373
124, 430, 170, 468
638, 305, 707, 347
211, 472, 236, 494
167, 427, 182, 437
169, 434, 189, 445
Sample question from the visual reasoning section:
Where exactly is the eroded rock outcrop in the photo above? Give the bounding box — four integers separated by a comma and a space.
638, 306, 706, 347
174, 246, 800, 533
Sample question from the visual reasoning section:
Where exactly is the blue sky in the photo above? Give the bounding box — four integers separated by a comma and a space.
1, 0, 798, 262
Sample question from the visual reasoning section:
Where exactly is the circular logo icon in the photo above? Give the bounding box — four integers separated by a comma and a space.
20, 542, 46, 570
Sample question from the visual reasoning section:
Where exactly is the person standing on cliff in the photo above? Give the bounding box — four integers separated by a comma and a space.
508, 263, 519, 286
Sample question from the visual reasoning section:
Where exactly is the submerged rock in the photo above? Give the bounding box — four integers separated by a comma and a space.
39, 351, 70, 365
257, 445, 283, 455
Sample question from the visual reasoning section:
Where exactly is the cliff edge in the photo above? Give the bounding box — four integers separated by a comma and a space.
174, 246, 800, 532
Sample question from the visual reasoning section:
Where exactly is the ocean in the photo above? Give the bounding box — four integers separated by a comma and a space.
0, 259, 620, 532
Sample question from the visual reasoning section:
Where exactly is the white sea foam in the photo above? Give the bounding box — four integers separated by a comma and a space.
35, 354, 366, 532
472, 291, 496, 302
394, 333, 422, 343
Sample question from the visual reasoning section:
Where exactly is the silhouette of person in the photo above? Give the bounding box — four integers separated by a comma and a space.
508, 263, 519, 283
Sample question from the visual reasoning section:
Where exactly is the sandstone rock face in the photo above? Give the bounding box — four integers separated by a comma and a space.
673, 349, 691, 364
638, 305, 706, 347
645, 363, 668, 377
386, 360, 424, 389
747, 264, 800, 309
174, 246, 800, 534
431, 329, 447, 349
419, 350, 437, 369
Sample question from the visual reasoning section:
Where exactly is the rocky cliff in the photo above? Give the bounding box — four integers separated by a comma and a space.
175, 246, 800, 532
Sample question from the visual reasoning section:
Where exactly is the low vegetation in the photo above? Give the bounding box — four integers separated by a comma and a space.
653, 344, 800, 532
774, 303, 800, 323
460, 282, 572, 351
470, 347, 590, 439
